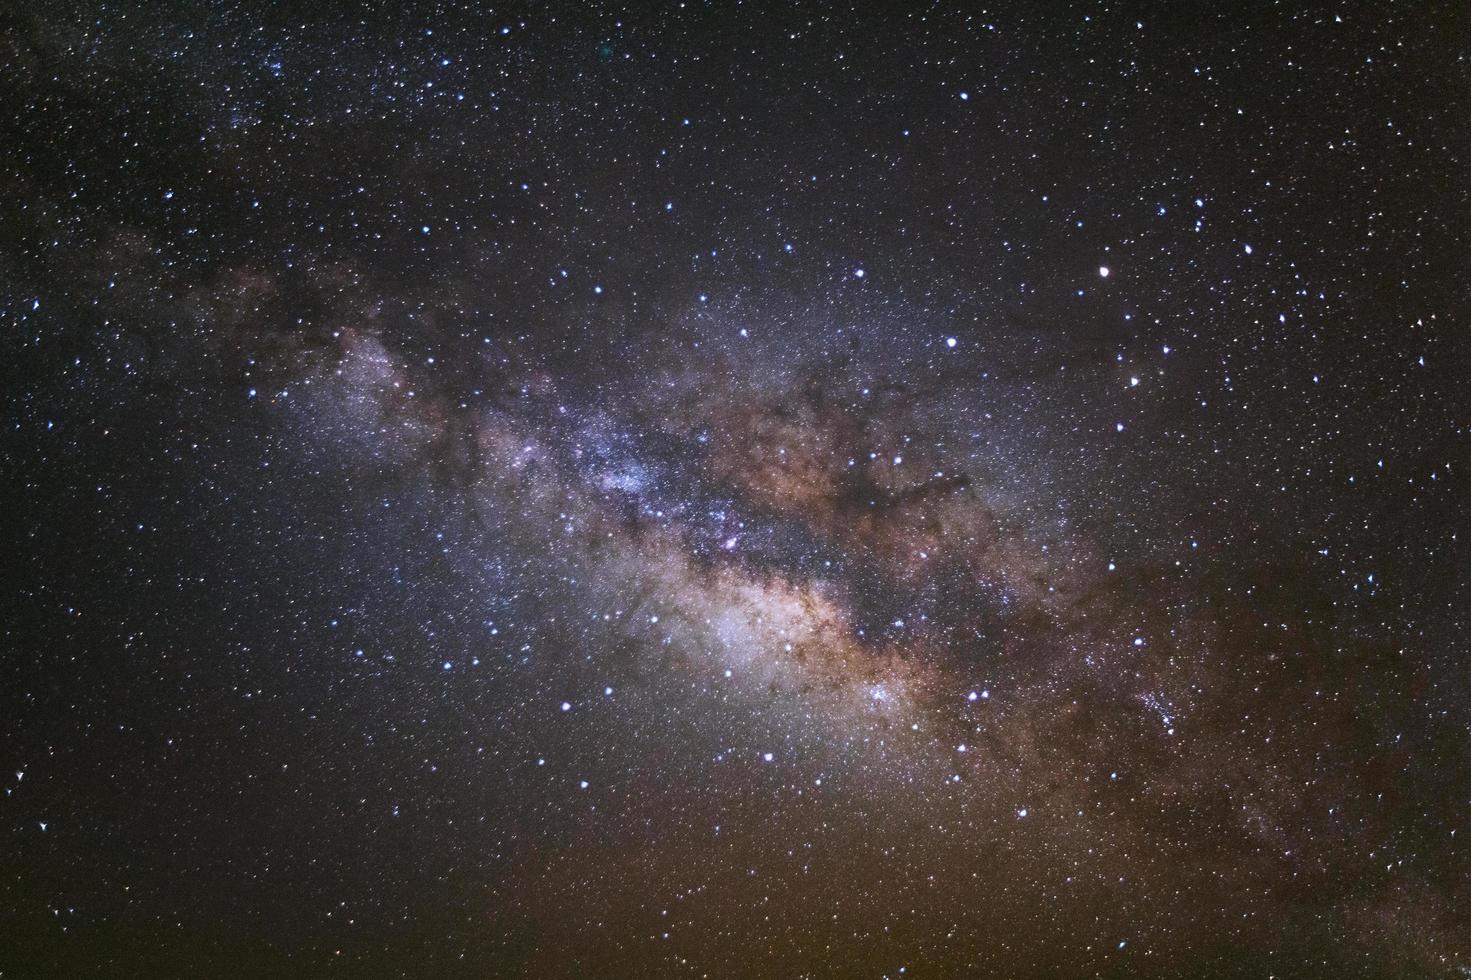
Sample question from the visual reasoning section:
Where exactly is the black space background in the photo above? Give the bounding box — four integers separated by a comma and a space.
2, 3, 1470, 977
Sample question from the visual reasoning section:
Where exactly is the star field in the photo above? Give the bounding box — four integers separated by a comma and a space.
2, 3, 1469, 978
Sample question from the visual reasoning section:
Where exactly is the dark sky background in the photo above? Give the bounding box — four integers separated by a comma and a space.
2, 3, 1469, 977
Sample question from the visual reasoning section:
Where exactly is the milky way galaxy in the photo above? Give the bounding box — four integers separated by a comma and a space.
3, 4, 1469, 978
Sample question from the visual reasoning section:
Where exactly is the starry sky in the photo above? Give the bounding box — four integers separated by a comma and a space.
2, 3, 1469, 977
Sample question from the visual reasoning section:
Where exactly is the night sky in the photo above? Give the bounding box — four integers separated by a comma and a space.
3, 3, 1469, 977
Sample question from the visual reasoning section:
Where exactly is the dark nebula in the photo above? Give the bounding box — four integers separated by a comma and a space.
2, 4, 1469, 977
